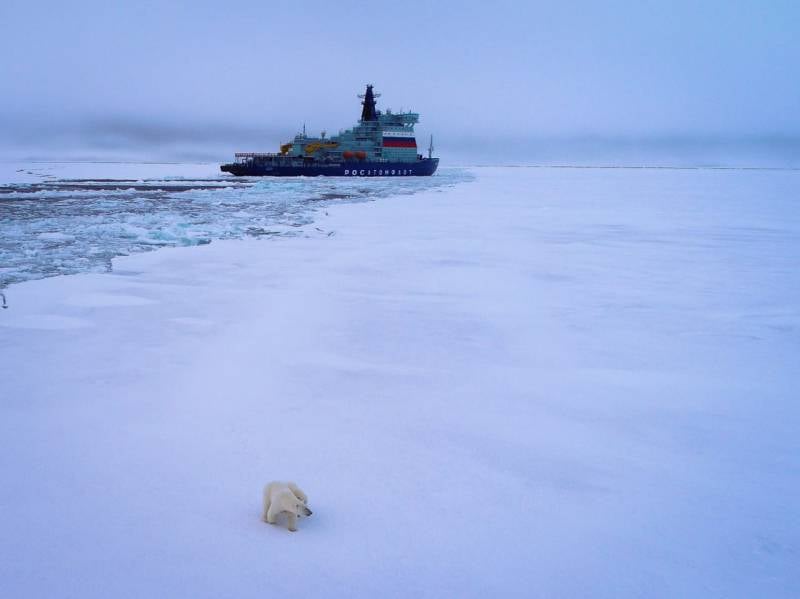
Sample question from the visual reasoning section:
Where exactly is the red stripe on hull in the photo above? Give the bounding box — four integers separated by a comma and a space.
382, 138, 417, 148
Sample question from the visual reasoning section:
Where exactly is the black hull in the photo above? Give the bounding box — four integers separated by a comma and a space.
220, 158, 439, 177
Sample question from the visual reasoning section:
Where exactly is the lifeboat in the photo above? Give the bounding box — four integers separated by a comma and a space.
355, 151, 367, 160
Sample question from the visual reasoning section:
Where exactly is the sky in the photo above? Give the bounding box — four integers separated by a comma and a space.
1, 0, 798, 164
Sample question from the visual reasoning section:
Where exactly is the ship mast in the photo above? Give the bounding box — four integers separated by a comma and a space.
358, 84, 380, 121
428, 135, 434, 159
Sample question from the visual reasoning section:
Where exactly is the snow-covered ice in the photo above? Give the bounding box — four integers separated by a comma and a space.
0, 166, 798, 598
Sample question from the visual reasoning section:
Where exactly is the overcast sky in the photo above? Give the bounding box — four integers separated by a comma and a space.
1, 0, 798, 162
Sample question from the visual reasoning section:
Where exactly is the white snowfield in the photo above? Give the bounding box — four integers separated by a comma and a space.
1, 166, 798, 598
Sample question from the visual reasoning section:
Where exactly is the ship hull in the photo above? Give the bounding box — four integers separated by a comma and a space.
220, 158, 439, 177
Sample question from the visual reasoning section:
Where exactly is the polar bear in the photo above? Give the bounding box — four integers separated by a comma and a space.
262, 481, 312, 532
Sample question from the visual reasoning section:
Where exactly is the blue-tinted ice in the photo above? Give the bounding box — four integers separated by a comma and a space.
0, 168, 473, 288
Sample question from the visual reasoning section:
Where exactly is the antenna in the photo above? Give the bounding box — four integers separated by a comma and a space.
357, 84, 381, 100
302, 122, 306, 137
428, 135, 434, 159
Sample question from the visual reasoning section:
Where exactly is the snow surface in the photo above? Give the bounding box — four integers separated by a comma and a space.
0, 162, 222, 185
1, 166, 798, 598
